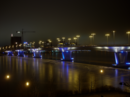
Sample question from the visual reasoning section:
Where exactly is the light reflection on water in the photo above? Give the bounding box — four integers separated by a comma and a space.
0, 56, 130, 94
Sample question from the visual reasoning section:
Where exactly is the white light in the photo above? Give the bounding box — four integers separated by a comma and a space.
6, 75, 10, 79
62, 48, 64, 52
104, 47, 109, 49
96, 47, 102, 49
127, 47, 130, 49
113, 47, 119, 52
26, 82, 29, 86
17, 31, 21, 33
121, 46, 125, 50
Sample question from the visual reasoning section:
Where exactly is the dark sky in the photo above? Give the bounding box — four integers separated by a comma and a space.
0, 0, 130, 46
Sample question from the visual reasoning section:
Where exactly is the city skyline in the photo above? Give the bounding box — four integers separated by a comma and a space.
0, 0, 130, 46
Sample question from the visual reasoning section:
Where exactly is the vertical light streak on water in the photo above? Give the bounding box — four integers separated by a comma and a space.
23, 60, 26, 74
39, 60, 44, 82
114, 69, 118, 88
120, 71, 125, 90
49, 64, 53, 81
20, 58, 22, 74
62, 61, 65, 75
73, 69, 79, 91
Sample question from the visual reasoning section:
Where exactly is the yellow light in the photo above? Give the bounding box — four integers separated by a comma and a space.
113, 30, 115, 33
26, 82, 29, 86
73, 37, 77, 40
76, 35, 80, 38
91, 33, 96, 36
105, 34, 110, 36
6, 75, 10, 79
126, 31, 130, 34
100, 70, 103, 73
62, 37, 65, 39
89, 35, 93, 38
57, 38, 60, 40
68, 38, 71, 40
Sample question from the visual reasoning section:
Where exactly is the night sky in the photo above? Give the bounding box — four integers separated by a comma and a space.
0, 0, 130, 46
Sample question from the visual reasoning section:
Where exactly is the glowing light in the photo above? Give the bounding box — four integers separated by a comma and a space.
68, 38, 71, 40
113, 30, 115, 33
89, 35, 93, 38
121, 51, 124, 53
62, 52, 65, 60
16, 31, 21, 33
26, 82, 29, 86
100, 70, 103, 73
112, 64, 117, 66
62, 48, 64, 52
126, 31, 130, 34
96, 47, 102, 49
113, 47, 118, 52
6, 75, 10, 79
127, 47, 130, 49
114, 53, 118, 64
126, 63, 130, 65
24, 42, 28, 44
121, 46, 125, 50
128, 67, 130, 70
105, 34, 110, 36
104, 47, 109, 49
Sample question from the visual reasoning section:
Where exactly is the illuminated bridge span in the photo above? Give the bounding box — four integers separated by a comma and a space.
3, 46, 130, 67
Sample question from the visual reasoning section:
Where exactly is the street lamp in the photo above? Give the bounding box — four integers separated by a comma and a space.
68, 38, 71, 44
57, 38, 60, 40
126, 31, 130, 45
62, 37, 65, 42
57, 38, 60, 43
73, 37, 77, 43
89, 35, 93, 45
16, 29, 35, 47
113, 30, 115, 45
105, 34, 110, 45
91, 33, 96, 45
76, 35, 80, 45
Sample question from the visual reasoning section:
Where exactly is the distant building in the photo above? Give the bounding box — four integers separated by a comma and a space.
58, 41, 77, 47
44, 41, 52, 47
11, 37, 22, 46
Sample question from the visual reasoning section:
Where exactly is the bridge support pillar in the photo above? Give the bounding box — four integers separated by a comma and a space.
61, 50, 74, 61
33, 51, 42, 58
114, 51, 128, 66
18, 50, 24, 57
7, 51, 13, 56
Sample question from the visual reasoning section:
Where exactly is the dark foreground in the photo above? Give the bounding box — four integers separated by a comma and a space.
0, 56, 130, 97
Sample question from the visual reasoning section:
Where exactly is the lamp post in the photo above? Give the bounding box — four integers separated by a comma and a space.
91, 33, 96, 45
62, 37, 65, 42
126, 31, 130, 45
57, 38, 60, 44
73, 37, 77, 45
39, 40, 42, 47
89, 35, 93, 45
113, 30, 115, 45
68, 38, 71, 44
48, 39, 52, 47
76, 35, 80, 45
105, 34, 110, 45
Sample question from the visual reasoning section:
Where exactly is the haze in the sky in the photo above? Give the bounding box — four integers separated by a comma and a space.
0, 0, 130, 46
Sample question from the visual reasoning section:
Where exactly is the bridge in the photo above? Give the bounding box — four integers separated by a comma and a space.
1, 46, 130, 67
